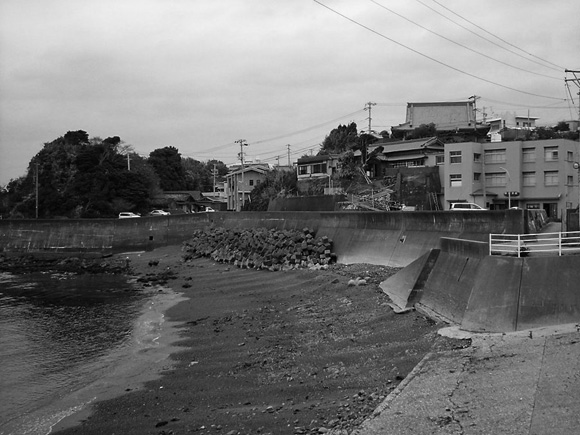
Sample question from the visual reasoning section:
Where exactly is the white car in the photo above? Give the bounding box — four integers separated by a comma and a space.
450, 203, 487, 211
119, 212, 140, 219
149, 209, 170, 216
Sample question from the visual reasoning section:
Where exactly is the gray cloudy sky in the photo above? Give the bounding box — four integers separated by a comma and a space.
1, 0, 579, 185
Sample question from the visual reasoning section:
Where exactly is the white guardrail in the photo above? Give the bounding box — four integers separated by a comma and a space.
489, 231, 580, 257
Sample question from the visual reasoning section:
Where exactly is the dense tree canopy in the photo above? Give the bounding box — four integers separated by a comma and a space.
0, 132, 231, 218
320, 122, 360, 155
243, 169, 297, 211
2, 131, 157, 218
182, 157, 229, 192
148, 146, 186, 191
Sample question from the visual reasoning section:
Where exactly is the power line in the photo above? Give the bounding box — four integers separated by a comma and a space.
415, 0, 563, 73
248, 109, 365, 145
429, 0, 565, 72
313, 0, 565, 101
370, 0, 561, 81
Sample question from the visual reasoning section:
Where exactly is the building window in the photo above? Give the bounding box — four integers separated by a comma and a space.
544, 146, 558, 162
485, 149, 506, 164
474, 172, 481, 181
568, 176, 574, 185
450, 174, 462, 187
299, 166, 308, 175
527, 203, 540, 210
450, 151, 462, 164
567, 151, 574, 161
436, 155, 444, 165
485, 172, 507, 186
473, 153, 481, 162
544, 170, 559, 186
522, 148, 536, 163
249, 179, 254, 186
523, 172, 536, 186
312, 163, 327, 174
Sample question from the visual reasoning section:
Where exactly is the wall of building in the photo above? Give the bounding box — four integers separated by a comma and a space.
443, 139, 580, 218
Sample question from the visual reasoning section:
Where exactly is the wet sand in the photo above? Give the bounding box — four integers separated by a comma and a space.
53, 245, 466, 435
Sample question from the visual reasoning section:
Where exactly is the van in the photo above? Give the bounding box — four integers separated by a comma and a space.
450, 203, 486, 211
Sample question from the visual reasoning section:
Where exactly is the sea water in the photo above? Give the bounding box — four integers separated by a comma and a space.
0, 270, 185, 435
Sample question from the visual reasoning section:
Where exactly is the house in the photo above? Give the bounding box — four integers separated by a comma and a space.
391, 101, 489, 141
487, 112, 539, 142
226, 163, 270, 211
151, 191, 225, 213
351, 137, 445, 210
296, 154, 340, 179
295, 154, 343, 195
443, 138, 580, 224
360, 137, 445, 177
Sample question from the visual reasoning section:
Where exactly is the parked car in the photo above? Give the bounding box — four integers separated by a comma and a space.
119, 212, 140, 219
450, 203, 487, 211
149, 209, 170, 216
204, 206, 216, 213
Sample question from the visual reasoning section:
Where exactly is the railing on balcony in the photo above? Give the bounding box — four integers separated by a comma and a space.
489, 231, 580, 257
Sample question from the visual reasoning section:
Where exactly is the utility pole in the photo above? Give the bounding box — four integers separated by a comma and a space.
276, 156, 280, 166
212, 163, 217, 194
35, 162, 39, 219
364, 101, 376, 134
565, 69, 580, 229
127, 153, 131, 171
565, 70, 580, 133
287, 144, 291, 166
235, 139, 248, 211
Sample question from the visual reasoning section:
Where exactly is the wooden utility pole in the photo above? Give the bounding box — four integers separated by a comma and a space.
287, 144, 291, 166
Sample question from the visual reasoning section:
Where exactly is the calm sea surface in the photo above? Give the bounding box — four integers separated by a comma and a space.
0, 270, 180, 435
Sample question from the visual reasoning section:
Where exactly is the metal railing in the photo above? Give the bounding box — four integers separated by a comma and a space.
489, 231, 580, 257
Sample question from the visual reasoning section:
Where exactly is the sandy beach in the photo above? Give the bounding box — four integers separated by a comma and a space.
52, 245, 468, 435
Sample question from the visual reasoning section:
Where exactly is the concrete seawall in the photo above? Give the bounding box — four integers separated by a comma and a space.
0, 210, 522, 267
381, 237, 580, 332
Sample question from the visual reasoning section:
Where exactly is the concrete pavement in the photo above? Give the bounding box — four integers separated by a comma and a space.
354, 323, 580, 435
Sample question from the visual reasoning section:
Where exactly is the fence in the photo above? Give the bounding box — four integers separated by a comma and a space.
490, 231, 580, 257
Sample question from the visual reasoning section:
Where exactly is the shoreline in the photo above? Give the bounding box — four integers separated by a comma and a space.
51, 245, 469, 435
48, 267, 190, 434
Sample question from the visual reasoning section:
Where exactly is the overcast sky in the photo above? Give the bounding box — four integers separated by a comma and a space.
1, 0, 579, 185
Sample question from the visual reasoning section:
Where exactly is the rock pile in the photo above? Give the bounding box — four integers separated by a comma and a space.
182, 227, 337, 271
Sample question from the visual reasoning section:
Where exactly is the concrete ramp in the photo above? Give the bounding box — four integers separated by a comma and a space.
379, 250, 439, 310
417, 252, 482, 325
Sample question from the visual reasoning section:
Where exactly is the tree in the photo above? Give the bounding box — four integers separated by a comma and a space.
148, 146, 186, 191
5, 132, 155, 218
320, 123, 360, 154
243, 169, 297, 211
182, 158, 229, 191
554, 121, 570, 132
409, 123, 437, 139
